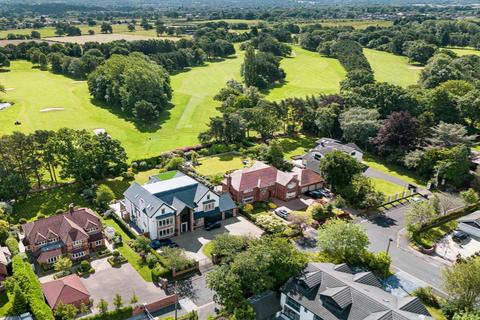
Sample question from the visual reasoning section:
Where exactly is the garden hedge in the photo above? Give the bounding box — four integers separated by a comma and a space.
11, 256, 54, 320
82, 306, 133, 320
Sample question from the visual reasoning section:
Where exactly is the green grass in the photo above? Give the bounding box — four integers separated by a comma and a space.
12, 184, 89, 223
364, 48, 421, 87
0, 55, 242, 160
413, 220, 457, 249
0, 24, 133, 39
0, 292, 12, 317
426, 306, 447, 320
447, 47, 480, 56
266, 46, 346, 100
196, 154, 245, 176
276, 135, 317, 160
370, 178, 406, 198
363, 153, 426, 187
102, 217, 153, 282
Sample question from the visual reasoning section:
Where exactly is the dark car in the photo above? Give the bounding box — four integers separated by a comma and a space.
452, 230, 468, 242
205, 221, 221, 231
305, 190, 324, 199
149, 238, 178, 250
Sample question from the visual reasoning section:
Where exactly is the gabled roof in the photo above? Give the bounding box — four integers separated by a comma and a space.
281, 263, 432, 320
22, 208, 100, 246
292, 167, 324, 187
458, 210, 480, 226
0, 247, 11, 265
124, 172, 236, 217
42, 274, 90, 308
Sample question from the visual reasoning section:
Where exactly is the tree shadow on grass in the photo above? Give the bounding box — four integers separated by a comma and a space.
0, 68, 10, 73
260, 79, 290, 96
12, 184, 88, 223
99, 178, 131, 199
276, 135, 317, 157
90, 98, 173, 133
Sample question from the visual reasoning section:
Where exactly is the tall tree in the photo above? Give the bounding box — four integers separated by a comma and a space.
443, 257, 480, 310
319, 150, 363, 192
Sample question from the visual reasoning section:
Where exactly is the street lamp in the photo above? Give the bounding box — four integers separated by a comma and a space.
386, 237, 394, 255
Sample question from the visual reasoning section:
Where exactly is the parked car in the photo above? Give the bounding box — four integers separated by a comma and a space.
305, 190, 324, 199
410, 196, 423, 203
150, 238, 178, 250
205, 221, 221, 231
452, 230, 468, 242
319, 188, 333, 198
275, 208, 290, 219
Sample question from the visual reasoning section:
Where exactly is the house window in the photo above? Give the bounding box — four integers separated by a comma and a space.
243, 196, 254, 204
86, 227, 98, 233
73, 240, 83, 247
36, 240, 47, 246
161, 208, 166, 214
204, 202, 215, 212
207, 194, 210, 200
314, 153, 322, 161
47, 256, 59, 264
287, 182, 297, 189
158, 217, 174, 227
283, 307, 300, 320
286, 192, 297, 199
286, 296, 301, 312
72, 251, 86, 259
94, 240, 103, 246
157, 227, 174, 238
47, 237, 59, 243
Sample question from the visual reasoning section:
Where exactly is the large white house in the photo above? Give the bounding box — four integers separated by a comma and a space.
123, 172, 237, 240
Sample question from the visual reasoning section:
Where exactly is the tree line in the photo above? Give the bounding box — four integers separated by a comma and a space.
0, 129, 127, 201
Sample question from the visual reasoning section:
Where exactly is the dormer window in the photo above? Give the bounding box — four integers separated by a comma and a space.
73, 240, 82, 247
161, 208, 165, 214
86, 227, 98, 233
207, 194, 210, 200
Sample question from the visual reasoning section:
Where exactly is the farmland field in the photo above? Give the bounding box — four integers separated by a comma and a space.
364, 48, 421, 87
266, 46, 346, 100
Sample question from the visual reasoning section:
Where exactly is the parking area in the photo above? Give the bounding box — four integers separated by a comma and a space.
435, 234, 480, 261
272, 195, 319, 212
171, 216, 263, 261
82, 258, 167, 311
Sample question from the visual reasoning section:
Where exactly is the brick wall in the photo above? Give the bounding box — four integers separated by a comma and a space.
132, 294, 177, 316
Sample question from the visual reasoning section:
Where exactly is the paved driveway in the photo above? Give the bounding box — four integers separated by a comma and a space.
82, 258, 167, 311
435, 234, 480, 261
364, 167, 409, 188
172, 216, 263, 261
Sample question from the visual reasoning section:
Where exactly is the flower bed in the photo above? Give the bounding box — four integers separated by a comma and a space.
107, 254, 128, 267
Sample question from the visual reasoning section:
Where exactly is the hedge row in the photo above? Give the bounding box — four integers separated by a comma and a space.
419, 202, 480, 232
12, 256, 54, 320
109, 212, 137, 239
82, 307, 133, 320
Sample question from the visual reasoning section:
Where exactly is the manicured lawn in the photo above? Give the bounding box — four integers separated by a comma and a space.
102, 217, 153, 282
363, 154, 426, 187
413, 220, 458, 249
202, 241, 214, 258
195, 154, 245, 176
0, 292, 11, 317
12, 184, 89, 223
370, 178, 406, 198
276, 135, 317, 159
364, 48, 421, 87
0, 55, 242, 160
266, 46, 346, 100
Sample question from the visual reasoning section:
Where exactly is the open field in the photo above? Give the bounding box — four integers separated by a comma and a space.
266, 46, 346, 100
44, 33, 180, 44
364, 48, 421, 87
447, 47, 480, 56
370, 177, 406, 198
0, 24, 132, 39
0, 54, 242, 159
309, 19, 392, 29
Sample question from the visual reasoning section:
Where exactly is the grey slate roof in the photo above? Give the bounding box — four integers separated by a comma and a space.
248, 290, 281, 320
303, 138, 363, 173
124, 172, 236, 217
281, 263, 432, 320
219, 192, 237, 212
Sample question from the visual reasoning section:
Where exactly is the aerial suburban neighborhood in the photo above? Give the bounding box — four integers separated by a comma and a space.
0, 0, 479, 320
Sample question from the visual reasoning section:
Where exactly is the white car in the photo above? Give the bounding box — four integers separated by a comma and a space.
274, 208, 289, 219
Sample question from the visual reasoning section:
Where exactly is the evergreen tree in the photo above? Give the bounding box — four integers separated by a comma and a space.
242, 46, 257, 87
12, 284, 28, 315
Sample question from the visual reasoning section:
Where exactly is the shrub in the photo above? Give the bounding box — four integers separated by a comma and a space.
241, 203, 254, 214
413, 287, 440, 308
267, 202, 277, 209
96, 185, 115, 208
161, 247, 195, 271
121, 172, 135, 180
254, 214, 286, 234
151, 265, 170, 281
6, 236, 19, 255
164, 157, 184, 171
361, 251, 391, 278
146, 253, 159, 269
80, 260, 91, 272
82, 306, 133, 320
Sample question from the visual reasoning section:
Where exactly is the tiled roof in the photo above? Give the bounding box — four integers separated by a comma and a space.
292, 167, 324, 187
248, 290, 282, 320
282, 263, 432, 320
42, 274, 90, 308
22, 208, 100, 246
0, 247, 11, 265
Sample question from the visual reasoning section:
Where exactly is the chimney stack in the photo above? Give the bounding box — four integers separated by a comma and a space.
68, 203, 74, 214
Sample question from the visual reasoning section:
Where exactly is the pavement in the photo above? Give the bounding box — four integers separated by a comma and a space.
82, 258, 167, 312
435, 234, 480, 261
171, 216, 263, 261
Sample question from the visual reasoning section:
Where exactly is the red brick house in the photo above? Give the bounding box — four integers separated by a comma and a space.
21, 207, 104, 266
42, 274, 91, 309
222, 161, 324, 204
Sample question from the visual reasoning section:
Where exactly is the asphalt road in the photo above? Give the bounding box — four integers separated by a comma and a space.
357, 203, 448, 294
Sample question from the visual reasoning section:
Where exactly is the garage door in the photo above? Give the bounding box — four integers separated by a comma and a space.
308, 185, 316, 191
205, 212, 222, 224
225, 210, 234, 219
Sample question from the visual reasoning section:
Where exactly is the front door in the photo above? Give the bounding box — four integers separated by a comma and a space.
181, 222, 189, 233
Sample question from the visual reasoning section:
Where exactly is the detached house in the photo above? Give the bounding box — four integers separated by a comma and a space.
21, 207, 104, 266
303, 138, 363, 173
222, 161, 324, 204
123, 172, 237, 240
280, 262, 432, 320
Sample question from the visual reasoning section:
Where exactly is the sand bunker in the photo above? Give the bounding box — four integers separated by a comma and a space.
0, 103, 12, 110
4, 88, 15, 91
407, 66, 424, 70
93, 128, 106, 135
40, 107, 65, 112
